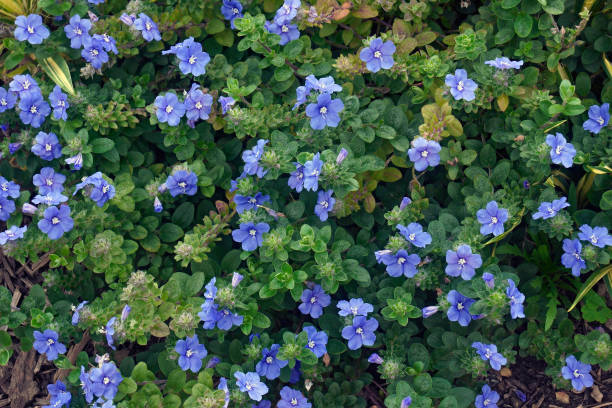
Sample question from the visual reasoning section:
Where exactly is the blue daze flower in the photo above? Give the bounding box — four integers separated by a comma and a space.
18, 91, 50, 127
166, 170, 198, 197
221, 0, 243, 29
401, 397, 412, 408
9, 74, 40, 96
561, 355, 593, 391
49, 85, 69, 120
44, 380, 71, 408
105, 317, 116, 350
176, 39, 211, 76
185, 84, 213, 121
397, 222, 432, 248
155, 93, 185, 126
577, 225, 612, 248
0, 177, 20, 199
381, 249, 420, 278
298, 284, 331, 318
506, 279, 525, 319
445, 69, 478, 101
0, 197, 15, 221
72, 301, 88, 325
532, 197, 569, 220
545, 133, 575, 168
288, 163, 305, 192
80, 366, 95, 403
88, 0, 105, 4
337, 298, 373, 317
274, 0, 301, 23
219, 96, 236, 114
232, 222, 270, 251
445, 245, 482, 280
175, 335, 208, 373
359, 38, 395, 73
407, 137, 441, 171
90, 179, 115, 206
472, 342, 507, 370
64, 15, 92, 48
218, 377, 230, 408
234, 371, 268, 401
303, 153, 323, 191
119, 13, 135, 25
342, 316, 378, 350
198, 300, 220, 329
90, 362, 123, 400
305, 75, 343, 94
133, 13, 161, 41
256, 344, 288, 380
314, 190, 335, 221
422, 305, 439, 318
368, 353, 384, 364
446, 290, 474, 326
153, 196, 163, 212
14, 14, 50, 44
476, 201, 509, 237
0, 88, 17, 112
93, 33, 118, 54
336, 147, 348, 164
234, 192, 270, 213
289, 360, 301, 383
243, 139, 268, 178
81, 37, 109, 69
483, 272, 495, 288
0, 225, 27, 245
9, 143, 21, 154
475, 384, 500, 408
582, 103, 609, 134
65, 153, 83, 170
278, 386, 311, 408
305, 93, 344, 130
33, 167, 66, 195
216, 307, 244, 330
484, 57, 523, 70
32, 132, 62, 161
32, 192, 68, 206
293, 85, 310, 110
303, 325, 328, 358
38, 205, 74, 240
561, 238, 586, 277
33, 329, 66, 361
265, 21, 299, 45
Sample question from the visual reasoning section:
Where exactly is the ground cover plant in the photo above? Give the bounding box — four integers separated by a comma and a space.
0, 0, 611, 407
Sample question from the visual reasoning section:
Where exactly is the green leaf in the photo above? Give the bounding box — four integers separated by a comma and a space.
568, 265, 612, 312
514, 14, 533, 38
206, 18, 226, 34
91, 138, 115, 154
376, 125, 397, 140
274, 65, 293, 82
559, 79, 574, 102
501, 0, 521, 8
159, 223, 184, 242
118, 377, 138, 394
172, 202, 195, 228
166, 369, 186, 393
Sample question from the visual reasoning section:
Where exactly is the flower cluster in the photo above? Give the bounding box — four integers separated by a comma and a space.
265, 0, 301, 45
197, 278, 244, 330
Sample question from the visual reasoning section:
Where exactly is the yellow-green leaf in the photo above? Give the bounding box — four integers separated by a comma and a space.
568, 265, 611, 312
38, 55, 76, 96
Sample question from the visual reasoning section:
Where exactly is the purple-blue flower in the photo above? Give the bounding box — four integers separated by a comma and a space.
48, 85, 69, 120
232, 222, 270, 251
399, 197, 411, 210
303, 325, 328, 358
89, 179, 115, 207
561, 355, 593, 391
397, 222, 432, 248
9, 74, 39, 96
445, 244, 482, 280
445, 69, 478, 101
336, 147, 348, 164
176, 40, 210, 76
484, 57, 523, 70
242, 139, 268, 178
18, 91, 50, 128
234, 371, 268, 401
337, 298, 373, 317
368, 353, 384, 364
153, 196, 163, 212
532, 197, 569, 220
446, 290, 474, 326
305, 93, 344, 130
305, 75, 343, 94
216, 307, 244, 330
32, 192, 68, 206
475, 384, 500, 408
274, 0, 301, 24
476, 201, 509, 237
0, 197, 15, 221
33, 167, 66, 195
198, 300, 220, 329
9, 143, 22, 154
37, 205, 74, 240
81, 37, 109, 69
342, 316, 378, 350
582, 103, 609, 134
577, 225, 612, 248
44, 380, 71, 408
0, 177, 20, 199
185, 84, 213, 121
407, 137, 441, 171
166, 170, 198, 197
133, 13, 161, 42
14, 14, 50, 44
105, 317, 116, 350
93, 33, 118, 54
422, 305, 440, 318
314, 190, 335, 221
155, 93, 185, 126
0, 88, 17, 113
31, 131, 62, 161
0, 225, 27, 245
288, 163, 305, 192
506, 279, 525, 319
65, 153, 83, 170
33, 329, 66, 361
265, 21, 299, 45
219, 96, 236, 114
359, 38, 395, 73
545, 133, 575, 168
90, 362, 122, 400
303, 153, 323, 191
472, 342, 507, 370
221, 0, 243, 29
278, 386, 311, 408
482, 272, 495, 288
72, 301, 88, 325
381, 249, 420, 278
256, 344, 288, 380
175, 335, 208, 373
561, 238, 586, 277
234, 192, 270, 213
401, 397, 412, 408
64, 15, 92, 48
299, 284, 331, 318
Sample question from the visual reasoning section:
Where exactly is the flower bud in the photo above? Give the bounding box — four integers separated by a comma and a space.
206, 356, 220, 368
153, 196, 163, 213
336, 148, 348, 164
121, 305, 131, 321
401, 396, 412, 408
119, 13, 135, 26
482, 272, 495, 288
87, 11, 99, 23
399, 196, 411, 210
8, 143, 22, 154
368, 353, 384, 364
158, 183, 168, 193
231, 272, 244, 288
422, 305, 439, 318
22, 203, 38, 215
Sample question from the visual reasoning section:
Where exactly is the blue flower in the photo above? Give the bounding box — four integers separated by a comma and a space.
90, 362, 122, 400
401, 397, 412, 408
232, 222, 270, 251
336, 147, 348, 164
73, 172, 104, 195
80, 366, 95, 403
289, 360, 301, 383
38, 205, 74, 240
476, 201, 509, 237
0, 196, 16, 221
88, 0, 105, 4
359, 38, 396, 73
381, 249, 420, 278
175, 335, 208, 373
18, 91, 50, 127
31, 132, 62, 161
119, 13, 135, 26
278, 386, 311, 408
64, 15, 92, 48
0, 177, 21, 199
253, 400, 272, 408
337, 298, 373, 317
93, 33, 118, 54
545, 133, 575, 168
14, 14, 50, 44
561, 355, 593, 391
368, 353, 384, 364
506, 279, 525, 319
89, 179, 115, 206
561, 238, 586, 277
32, 192, 68, 206
341, 316, 378, 350
153, 196, 163, 212
399, 197, 411, 210
302, 325, 328, 358
445, 69, 478, 101
314, 190, 335, 221
234, 192, 270, 213
0, 225, 27, 245
288, 163, 305, 192
305, 93, 344, 130
216, 307, 244, 330
166, 170, 197, 197
303, 153, 323, 191
105, 317, 116, 350
81, 37, 109, 69
475, 384, 500, 408
44, 380, 71, 408
72, 301, 88, 325
185, 84, 213, 121
446, 290, 474, 326
298, 284, 331, 318
445, 245, 482, 280
577, 224, 612, 248
155, 93, 185, 126
234, 371, 269, 402
0, 88, 17, 112
582, 103, 609, 134
33, 329, 66, 361
265, 20, 299, 45
198, 300, 220, 329
484, 57, 524, 70
407, 137, 441, 171
204, 277, 217, 302
48, 85, 69, 120
65, 153, 83, 170
133, 13, 161, 42
305, 75, 343, 94
176, 39, 210, 76
242, 139, 268, 178
221, 0, 243, 29
482, 272, 495, 288
397, 222, 432, 248
256, 344, 288, 380
293, 85, 310, 110
532, 197, 569, 220
472, 342, 507, 370
9, 143, 22, 154
9, 74, 40, 96
33, 167, 66, 195
422, 306, 439, 318
274, 0, 301, 23
219, 96, 236, 114
218, 377, 230, 408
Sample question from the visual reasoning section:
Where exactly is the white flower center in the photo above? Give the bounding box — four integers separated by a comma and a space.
457, 81, 464, 91
350, 306, 358, 314
590, 234, 598, 244
319, 106, 327, 115
189, 55, 197, 65
91, 49, 99, 56
457, 302, 463, 310
47, 338, 54, 345
45, 144, 52, 151
483, 399, 490, 406
310, 296, 317, 303
458, 258, 466, 265
178, 181, 186, 189
75, 28, 82, 35
52, 217, 60, 225
408, 233, 415, 241
491, 216, 498, 224
233, 8, 239, 13
245, 382, 252, 390
281, 25, 289, 33
102, 185, 110, 193
186, 349, 193, 357
266, 356, 273, 363
23, 80, 31, 89
573, 369, 582, 378
555, 145, 563, 155
195, 102, 203, 109
421, 150, 428, 157
320, 200, 328, 208
30, 106, 37, 113
356, 327, 363, 334
597, 117, 604, 125
308, 340, 315, 348
145, 22, 152, 31
291, 398, 298, 406
58, 100, 65, 107
374, 50, 382, 59
397, 257, 406, 264
103, 377, 110, 384
0, 99, 6, 106
46, 179, 53, 186
27, 26, 34, 34
165, 105, 173, 113
249, 229, 257, 236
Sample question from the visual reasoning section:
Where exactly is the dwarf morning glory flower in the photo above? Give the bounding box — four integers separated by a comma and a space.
44, 380, 71, 408
278, 387, 311, 408
198, 301, 220, 329
119, 13, 135, 26
80, 366, 94, 403
32, 192, 68, 206
81, 37, 109, 69
14, 14, 50, 44
265, 20, 300, 45
0, 197, 16, 221
302, 325, 328, 358
232, 222, 270, 251
38, 205, 74, 240
175, 335, 208, 373
337, 298, 373, 317
336, 148, 348, 164
9, 143, 21, 154
288, 163, 305, 192
289, 361, 301, 383
162, 37, 196, 56
545, 133, 575, 168
33, 330, 66, 361
31, 132, 62, 161
582, 103, 609, 134
48, 85, 69, 121
72, 301, 88, 325
88, 0, 105, 4
532, 197, 569, 220
305, 93, 344, 130
408, 137, 441, 171
305, 75, 343, 94
360, 38, 395, 73
166, 170, 197, 197
0, 88, 17, 113
18, 91, 50, 128
472, 342, 507, 370
293, 85, 310, 110
399, 197, 411, 210
90, 362, 122, 400
476, 201, 509, 237
253, 400, 272, 408
155, 93, 185, 126
203, 277, 217, 302
397, 222, 432, 248
9, 74, 39, 96
381, 249, 421, 278
185, 84, 213, 121
475, 384, 500, 408
105, 317, 116, 350
561, 355, 593, 391
447, 290, 474, 326
299, 284, 331, 318
445, 69, 478, 101
577, 225, 612, 248
217, 377, 230, 408
153, 196, 163, 212
65, 153, 83, 170
0, 177, 20, 199
219, 96, 236, 114
506, 279, 525, 319
64, 15, 92, 49
0, 225, 26, 244
221, 0, 243, 29
93, 34, 118, 54
33, 167, 66, 195
242, 139, 268, 178
176, 40, 211, 76
235, 371, 268, 402
89, 179, 115, 206
401, 397, 412, 408
422, 305, 440, 318
133, 13, 161, 41
368, 353, 384, 364
484, 57, 524, 70
275, 0, 301, 23
482, 272, 495, 288
216, 307, 244, 330
561, 238, 586, 277
445, 245, 482, 280
342, 316, 378, 350
231, 272, 244, 288
256, 344, 288, 380
234, 192, 270, 213
314, 190, 335, 221
303, 153, 323, 191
